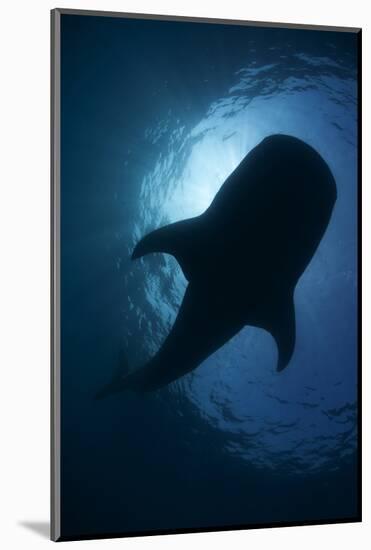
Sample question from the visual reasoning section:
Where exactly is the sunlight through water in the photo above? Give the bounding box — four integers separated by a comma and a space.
124, 52, 357, 474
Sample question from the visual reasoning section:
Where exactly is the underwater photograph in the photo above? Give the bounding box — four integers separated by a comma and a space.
55, 10, 361, 541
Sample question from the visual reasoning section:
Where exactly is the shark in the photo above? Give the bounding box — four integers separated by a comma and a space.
96, 134, 336, 398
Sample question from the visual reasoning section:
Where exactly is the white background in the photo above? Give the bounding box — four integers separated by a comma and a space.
0, 0, 368, 548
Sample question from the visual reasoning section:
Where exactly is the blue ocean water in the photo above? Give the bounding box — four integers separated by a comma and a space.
60, 15, 359, 538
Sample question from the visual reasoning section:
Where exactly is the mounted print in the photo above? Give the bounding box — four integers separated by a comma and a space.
51, 8, 362, 542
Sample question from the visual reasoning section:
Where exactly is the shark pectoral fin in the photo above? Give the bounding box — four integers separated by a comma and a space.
95, 349, 130, 400
268, 291, 296, 372
131, 218, 202, 281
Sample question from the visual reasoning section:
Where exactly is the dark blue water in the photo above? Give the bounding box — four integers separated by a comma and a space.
60, 14, 359, 538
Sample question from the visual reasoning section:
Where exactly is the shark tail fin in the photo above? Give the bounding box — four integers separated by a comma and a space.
95, 349, 130, 400
131, 218, 201, 281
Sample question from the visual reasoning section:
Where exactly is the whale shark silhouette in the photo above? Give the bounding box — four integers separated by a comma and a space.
96, 134, 336, 398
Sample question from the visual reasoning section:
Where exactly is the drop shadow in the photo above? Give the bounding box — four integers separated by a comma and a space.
19, 521, 49, 539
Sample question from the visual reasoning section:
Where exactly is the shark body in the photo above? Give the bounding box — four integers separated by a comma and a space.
97, 134, 336, 398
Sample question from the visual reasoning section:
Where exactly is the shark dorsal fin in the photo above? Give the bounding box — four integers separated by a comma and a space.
131, 218, 201, 281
